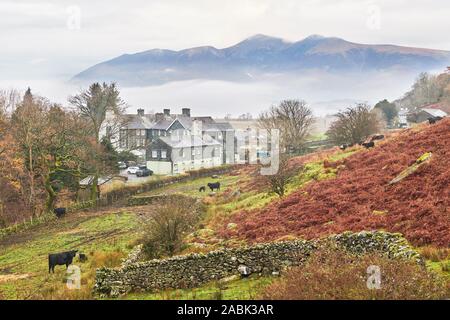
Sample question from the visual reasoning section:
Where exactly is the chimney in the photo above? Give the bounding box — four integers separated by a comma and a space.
182, 108, 191, 118
155, 112, 164, 122
137, 108, 145, 116
163, 108, 170, 116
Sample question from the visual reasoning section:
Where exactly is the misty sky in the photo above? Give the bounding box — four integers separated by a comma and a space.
1, 0, 449, 116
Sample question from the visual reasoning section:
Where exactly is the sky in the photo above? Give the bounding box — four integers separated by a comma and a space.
1, 0, 449, 116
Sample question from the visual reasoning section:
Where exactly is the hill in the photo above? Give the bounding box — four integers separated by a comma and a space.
219, 119, 450, 247
72, 34, 450, 86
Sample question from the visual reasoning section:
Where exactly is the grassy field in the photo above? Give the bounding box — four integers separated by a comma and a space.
122, 275, 274, 300
138, 174, 243, 198
0, 209, 141, 299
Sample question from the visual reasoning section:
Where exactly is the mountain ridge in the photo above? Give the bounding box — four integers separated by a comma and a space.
72, 34, 450, 86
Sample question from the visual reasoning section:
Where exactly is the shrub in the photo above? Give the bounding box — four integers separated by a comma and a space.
419, 246, 450, 262
261, 246, 448, 300
140, 197, 204, 259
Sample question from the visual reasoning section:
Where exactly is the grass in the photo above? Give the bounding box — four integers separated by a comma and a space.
122, 275, 274, 300
0, 211, 140, 299
139, 175, 242, 198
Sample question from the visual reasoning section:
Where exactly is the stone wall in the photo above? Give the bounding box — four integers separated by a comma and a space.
128, 194, 192, 206
94, 231, 422, 297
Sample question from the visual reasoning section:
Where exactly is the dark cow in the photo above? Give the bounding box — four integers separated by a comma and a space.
78, 253, 88, 263
339, 144, 348, 151
48, 250, 78, 273
54, 207, 66, 218
370, 134, 385, 142
199, 186, 206, 192
207, 182, 220, 192
362, 141, 375, 149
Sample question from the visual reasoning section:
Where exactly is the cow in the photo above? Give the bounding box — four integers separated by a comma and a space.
199, 186, 206, 192
78, 253, 88, 263
48, 250, 78, 273
54, 207, 66, 218
207, 182, 220, 192
339, 144, 348, 151
362, 141, 375, 149
370, 134, 385, 142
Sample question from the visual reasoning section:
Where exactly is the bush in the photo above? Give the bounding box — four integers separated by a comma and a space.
419, 246, 450, 262
261, 245, 448, 300
140, 197, 204, 259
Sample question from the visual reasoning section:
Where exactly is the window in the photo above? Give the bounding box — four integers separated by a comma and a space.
120, 129, 127, 148
161, 150, 167, 158
152, 150, 158, 158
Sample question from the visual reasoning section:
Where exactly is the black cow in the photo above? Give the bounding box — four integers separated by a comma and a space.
207, 182, 220, 192
362, 141, 375, 149
54, 207, 66, 218
48, 250, 78, 273
78, 253, 88, 263
199, 186, 206, 192
339, 144, 348, 151
370, 134, 385, 142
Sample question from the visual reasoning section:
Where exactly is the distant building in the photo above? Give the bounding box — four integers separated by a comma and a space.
398, 108, 409, 128
407, 107, 448, 123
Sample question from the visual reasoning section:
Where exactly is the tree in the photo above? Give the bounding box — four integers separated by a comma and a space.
400, 72, 443, 109
69, 83, 125, 202
374, 99, 398, 125
140, 197, 202, 258
39, 106, 89, 210
11, 89, 48, 215
261, 156, 300, 197
327, 103, 381, 146
258, 100, 314, 153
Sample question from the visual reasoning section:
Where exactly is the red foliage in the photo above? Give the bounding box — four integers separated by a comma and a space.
219, 119, 450, 247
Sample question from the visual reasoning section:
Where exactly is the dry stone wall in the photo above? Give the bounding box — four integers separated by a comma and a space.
94, 231, 422, 297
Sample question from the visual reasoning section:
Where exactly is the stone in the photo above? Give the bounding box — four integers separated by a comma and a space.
237, 265, 251, 277
226, 223, 237, 230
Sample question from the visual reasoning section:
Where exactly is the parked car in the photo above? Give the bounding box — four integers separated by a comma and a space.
127, 166, 140, 174
136, 166, 153, 177
118, 161, 127, 170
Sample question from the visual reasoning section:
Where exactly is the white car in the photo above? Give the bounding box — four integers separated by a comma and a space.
127, 166, 139, 174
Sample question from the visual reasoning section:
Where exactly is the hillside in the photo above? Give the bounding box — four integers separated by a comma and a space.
0, 121, 448, 300
219, 119, 450, 247
72, 34, 450, 86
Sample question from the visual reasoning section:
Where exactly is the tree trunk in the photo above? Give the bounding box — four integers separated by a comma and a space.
28, 143, 36, 216
43, 173, 56, 212
90, 173, 99, 203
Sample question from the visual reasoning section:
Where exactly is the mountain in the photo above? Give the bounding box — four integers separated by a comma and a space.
72, 35, 450, 86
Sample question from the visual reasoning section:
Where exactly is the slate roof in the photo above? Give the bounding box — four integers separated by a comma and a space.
158, 134, 221, 149
420, 108, 448, 118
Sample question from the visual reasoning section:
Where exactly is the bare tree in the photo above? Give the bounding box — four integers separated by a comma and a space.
69, 83, 125, 202
261, 156, 301, 197
327, 103, 381, 146
258, 100, 314, 153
